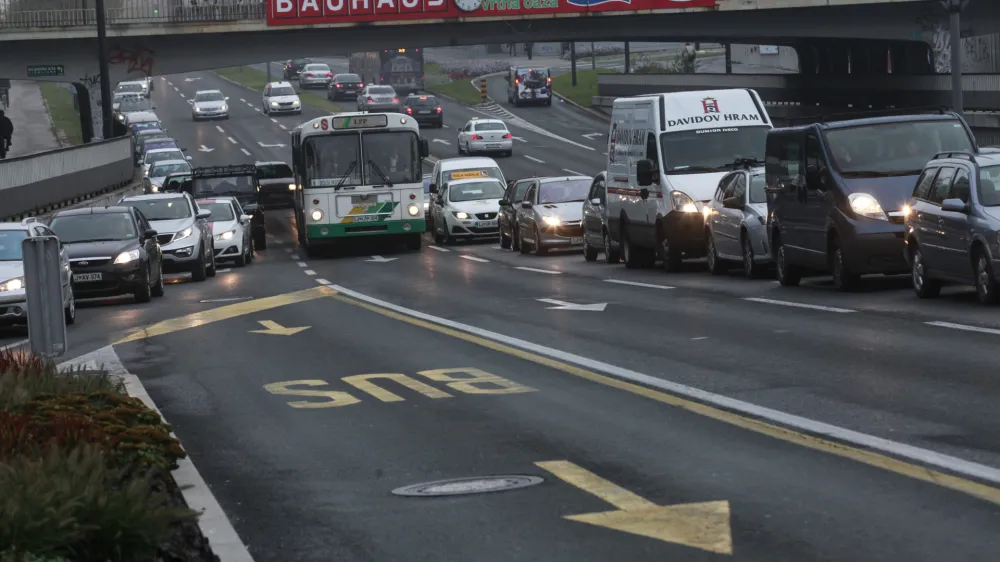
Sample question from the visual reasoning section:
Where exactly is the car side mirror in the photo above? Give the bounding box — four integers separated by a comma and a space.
428, 184, 438, 194
243, 203, 260, 213
723, 196, 743, 209
419, 139, 430, 158
636, 159, 655, 187
499, 199, 510, 206
143, 228, 157, 239
240, 214, 252, 222
590, 197, 601, 206
225, 97, 230, 101
181, 148, 188, 152
521, 200, 532, 209
196, 209, 212, 219
941, 198, 968, 213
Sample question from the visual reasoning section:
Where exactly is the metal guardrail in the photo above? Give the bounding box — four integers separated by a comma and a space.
0, 2, 266, 29
0, 136, 134, 220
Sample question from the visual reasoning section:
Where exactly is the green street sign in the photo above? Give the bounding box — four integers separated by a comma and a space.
27, 65, 64, 78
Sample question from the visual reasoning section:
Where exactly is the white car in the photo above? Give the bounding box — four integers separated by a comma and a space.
142, 147, 187, 178
145, 159, 192, 194
262, 81, 301, 115
115, 80, 148, 98
124, 110, 159, 128
457, 118, 513, 157
0, 219, 76, 327
298, 63, 333, 89
429, 176, 506, 245
195, 197, 255, 267
191, 89, 229, 120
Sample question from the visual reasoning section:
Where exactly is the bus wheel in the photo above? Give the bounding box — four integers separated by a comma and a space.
406, 233, 422, 251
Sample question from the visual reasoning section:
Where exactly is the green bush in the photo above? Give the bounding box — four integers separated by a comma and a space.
0, 444, 194, 561
0, 349, 123, 411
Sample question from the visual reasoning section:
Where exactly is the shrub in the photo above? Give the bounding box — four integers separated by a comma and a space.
561, 45, 627, 61
435, 60, 512, 79
0, 444, 194, 561
0, 348, 123, 411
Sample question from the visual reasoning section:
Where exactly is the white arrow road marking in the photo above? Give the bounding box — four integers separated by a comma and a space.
582, 133, 603, 140
427, 245, 450, 252
366, 255, 398, 262
228, 137, 238, 144
537, 298, 607, 311
198, 145, 214, 152
432, 139, 450, 145
563, 168, 585, 176
216, 126, 225, 133
460, 255, 489, 263
524, 155, 545, 164
258, 142, 286, 148
241, 148, 251, 156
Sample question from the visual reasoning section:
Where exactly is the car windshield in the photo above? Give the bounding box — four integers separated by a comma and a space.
257, 164, 293, 179
474, 123, 506, 132
151, 162, 191, 177
122, 198, 192, 221
146, 151, 183, 164
539, 179, 591, 204
978, 164, 1000, 206
409, 96, 437, 107
193, 176, 256, 197
660, 126, 770, 174
195, 91, 225, 102
197, 202, 236, 222
449, 181, 505, 202
116, 83, 143, 93
370, 86, 394, 95
0, 230, 28, 261
825, 119, 974, 177
337, 74, 361, 83
749, 174, 767, 203
270, 86, 296, 97
50, 213, 137, 243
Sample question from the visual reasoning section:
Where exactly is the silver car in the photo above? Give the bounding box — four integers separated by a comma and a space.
118, 193, 217, 281
457, 118, 513, 157
0, 219, 76, 327
704, 166, 771, 278
298, 63, 333, 89
191, 89, 229, 120
357, 85, 399, 112
145, 159, 192, 194
513, 176, 591, 255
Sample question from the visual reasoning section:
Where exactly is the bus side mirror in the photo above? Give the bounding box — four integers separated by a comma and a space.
419, 139, 430, 158
636, 159, 655, 187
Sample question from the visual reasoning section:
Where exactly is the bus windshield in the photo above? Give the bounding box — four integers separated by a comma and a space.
304, 131, 419, 187
304, 134, 362, 188
660, 126, 769, 174
362, 131, 420, 185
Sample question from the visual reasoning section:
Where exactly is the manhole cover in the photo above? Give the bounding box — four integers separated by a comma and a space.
392, 475, 543, 497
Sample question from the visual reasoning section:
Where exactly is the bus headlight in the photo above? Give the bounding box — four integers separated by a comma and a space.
407, 204, 420, 216
310, 209, 323, 221
289, 183, 296, 191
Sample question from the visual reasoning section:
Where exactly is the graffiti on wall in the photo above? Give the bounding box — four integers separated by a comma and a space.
916, 12, 996, 73
108, 45, 156, 77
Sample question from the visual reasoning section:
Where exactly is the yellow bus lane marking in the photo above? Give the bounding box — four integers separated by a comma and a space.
114, 286, 336, 344
342, 373, 453, 402
328, 292, 1000, 508
250, 320, 310, 336
536, 460, 732, 555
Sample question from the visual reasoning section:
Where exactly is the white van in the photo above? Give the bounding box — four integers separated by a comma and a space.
606, 89, 772, 270
428, 156, 507, 195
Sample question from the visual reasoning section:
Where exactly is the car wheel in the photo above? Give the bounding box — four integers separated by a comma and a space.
64, 286, 76, 325
706, 233, 725, 275
830, 238, 860, 291
206, 250, 217, 278
254, 229, 267, 250
190, 245, 208, 282
774, 236, 801, 287
742, 233, 763, 279
235, 245, 247, 267
512, 226, 522, 252
603, 231, 620, 264
500, 229, 512, 250
518, 227, 531, 254
505, 150, 513, 158
910, 246, 940, 299
975, 251, 999, 305
533, 228, 547, 256
135, 267, 153, 303
660, 231, 682, 272
583, 235, 598, 262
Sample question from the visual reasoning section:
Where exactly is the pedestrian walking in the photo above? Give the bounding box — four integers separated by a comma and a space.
0, 110, 13, 159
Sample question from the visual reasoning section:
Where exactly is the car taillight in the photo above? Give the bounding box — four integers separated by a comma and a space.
547, 77, 552, 84
471, 134, 483, 140
305, 73, 313, 77
326, 72, 332, 77
503, 133, 512, 139
406, 107, 413, 114
393, 97, 399, 103
336, 83, 342, 88
367, 97, 374, 102
436, 106, 442, 113
359, 83, 365, 88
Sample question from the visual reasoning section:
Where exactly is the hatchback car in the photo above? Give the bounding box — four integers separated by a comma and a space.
0, 220, 76, 326
262, 82, 302, 115
510, 176, 590, 255
457, 118, 513, 157
48, 207, 164, 303
357, 85, 399, 112
191, 89, 229, 120
581, 171, 620, 263
402, 94, 443, 128
704, 164, 771, 278
905, 150, 1000, 303
145, 160, 192, 194
119, 193, 217, 281
327, 73, 364, 101
196, 197, 255, 267
428, 177, 505, 245
298, 63, 333, 89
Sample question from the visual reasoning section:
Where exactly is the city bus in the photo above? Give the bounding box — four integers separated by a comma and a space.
290, 112, 430, 256
348, 48, 425, 95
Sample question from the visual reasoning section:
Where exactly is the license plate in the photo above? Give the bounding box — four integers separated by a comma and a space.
353, 214, 386, 223
570, 237, 583, 244
73, 273, 102, 282
345, 90, 355, 93
485, 143, 502, 149
419, 110, 430, 114
478, 220, 498, 228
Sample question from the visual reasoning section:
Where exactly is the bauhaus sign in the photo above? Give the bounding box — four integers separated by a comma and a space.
268, 0, 716, 25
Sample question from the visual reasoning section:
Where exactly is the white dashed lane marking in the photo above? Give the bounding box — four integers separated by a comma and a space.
604, 279, 674, 290
427, 245, 449, 252
241, 148, 251, 156
742, 297, 855, 313
515, 266, 561, 275
304, 270, 316, 276
460, 255, 489, 263
216, 125, 225, 133
524, 155, 545, 164
926, 321, 1000, 336
228, 137, 238, 144
296, 261, 307, 267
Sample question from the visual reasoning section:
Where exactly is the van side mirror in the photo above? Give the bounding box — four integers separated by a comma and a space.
636, 159, 655, 187
428, 184, 438, 194
419, 139, 430, 158
941, 198, 968, 213
723, 196, 742, 209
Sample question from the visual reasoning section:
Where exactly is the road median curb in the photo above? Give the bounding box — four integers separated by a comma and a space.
552, 91, 611, 123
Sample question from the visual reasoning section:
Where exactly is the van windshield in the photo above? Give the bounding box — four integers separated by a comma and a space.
660, 127, 769, 174
824, 119, 974, 177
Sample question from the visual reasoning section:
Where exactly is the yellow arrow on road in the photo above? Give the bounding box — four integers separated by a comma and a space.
536, 460, 732, 555
250, 320, 310, 336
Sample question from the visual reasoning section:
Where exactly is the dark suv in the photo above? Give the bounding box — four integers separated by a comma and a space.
765, 112, 977, 290
283, 59, 312, 80
905, 149, 1000, 303
402, 94, 443, 127
190, 165, 268, 250
327, 73, 364, 101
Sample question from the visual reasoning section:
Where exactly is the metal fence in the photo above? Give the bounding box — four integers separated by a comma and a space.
0, 0, 266, 29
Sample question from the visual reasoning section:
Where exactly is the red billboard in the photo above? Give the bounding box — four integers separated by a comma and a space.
267, 0, 716, 26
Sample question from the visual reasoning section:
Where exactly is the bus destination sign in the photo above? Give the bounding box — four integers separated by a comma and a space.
333, 115, 389, 129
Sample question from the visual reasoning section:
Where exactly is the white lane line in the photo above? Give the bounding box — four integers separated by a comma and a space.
279, 124, 287, 130
604, 279, 674, 290
316, 278, 331, 285
0, 338, 28, 351
328, 283, 1000, 488
167, 81, 174, 86
216, 125, 225, 133
284, 248, 293, 253
442, 124, 449, 129
515, 266, 561, 275
240, 98, 246, 103
296, 261, 307, 267
254, 108, 261, 112
743, 297, 855, 313
179, 93, 185, 98
563, 168, 584, 176
427, 245, 450, 252
228, 136, 238, 144
304, 270, 316, 276
691, 336, 709, 340
524, 155, 545, 164
271, 118, 279, 124
173, 86, 179, 92
926, 321, 1000, 336
460, 255, 490, 263
241, 148, 251, 156
215, 268, 231, 273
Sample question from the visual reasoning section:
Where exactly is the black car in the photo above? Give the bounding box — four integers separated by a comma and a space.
190, 165, 267, 249
48, 206, 165, 303
283, 59, 312, 80
402, 94, 443, 127
498, 176, 534, 251
327, 73, 364, 101
255, 161, 296, 209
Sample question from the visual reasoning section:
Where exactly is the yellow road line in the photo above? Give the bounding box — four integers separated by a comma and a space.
331, 293, 1000, 507
114, 286, 337, 344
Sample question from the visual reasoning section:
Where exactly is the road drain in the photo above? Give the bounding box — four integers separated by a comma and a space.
392, 475, 544, 497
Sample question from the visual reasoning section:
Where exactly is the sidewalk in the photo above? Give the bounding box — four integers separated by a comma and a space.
5, 80, 62, 158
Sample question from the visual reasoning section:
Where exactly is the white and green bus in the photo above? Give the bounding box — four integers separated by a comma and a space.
291, 112, 430, 256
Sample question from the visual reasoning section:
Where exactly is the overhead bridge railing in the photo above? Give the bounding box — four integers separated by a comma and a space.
0, 137, 134, 221
0, 2, 266, 30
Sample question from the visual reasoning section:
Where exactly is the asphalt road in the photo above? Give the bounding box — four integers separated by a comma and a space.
13, 69, 1000, 561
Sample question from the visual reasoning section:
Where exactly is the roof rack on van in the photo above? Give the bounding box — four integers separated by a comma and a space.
783, 105, 950, 126
932, 151, 979, 162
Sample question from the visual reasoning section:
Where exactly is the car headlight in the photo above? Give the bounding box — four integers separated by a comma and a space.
174, 226, 194, 242
454, 211, 469, 220
848, 193, 887, 220
0, 277, 24, 292
311, 209, 323, 221
221, 104, 228, 111
407, 204, 420, 216
216, 229, 235, 241
542, 216, 561, 226
271, 101, 279, 106
288, 183, 296, 191
151, 185, 159, 192
671, 191, 698, 213
113, 249, 141, 264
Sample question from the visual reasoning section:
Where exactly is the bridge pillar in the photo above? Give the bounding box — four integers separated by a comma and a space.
72, 80, 107, 142
71, 83, 95, 144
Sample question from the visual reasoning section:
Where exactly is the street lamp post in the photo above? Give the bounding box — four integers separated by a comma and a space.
940, 0, 971, 116
95, 0, 113, 139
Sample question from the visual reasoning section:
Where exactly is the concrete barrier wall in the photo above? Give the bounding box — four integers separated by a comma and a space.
0, 136, 135, 220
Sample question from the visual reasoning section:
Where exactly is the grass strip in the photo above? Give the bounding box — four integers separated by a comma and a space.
38, 82, 82, 146
424, 63, 486, 105
213, 66, 344, 113
549, 68, 614, 108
